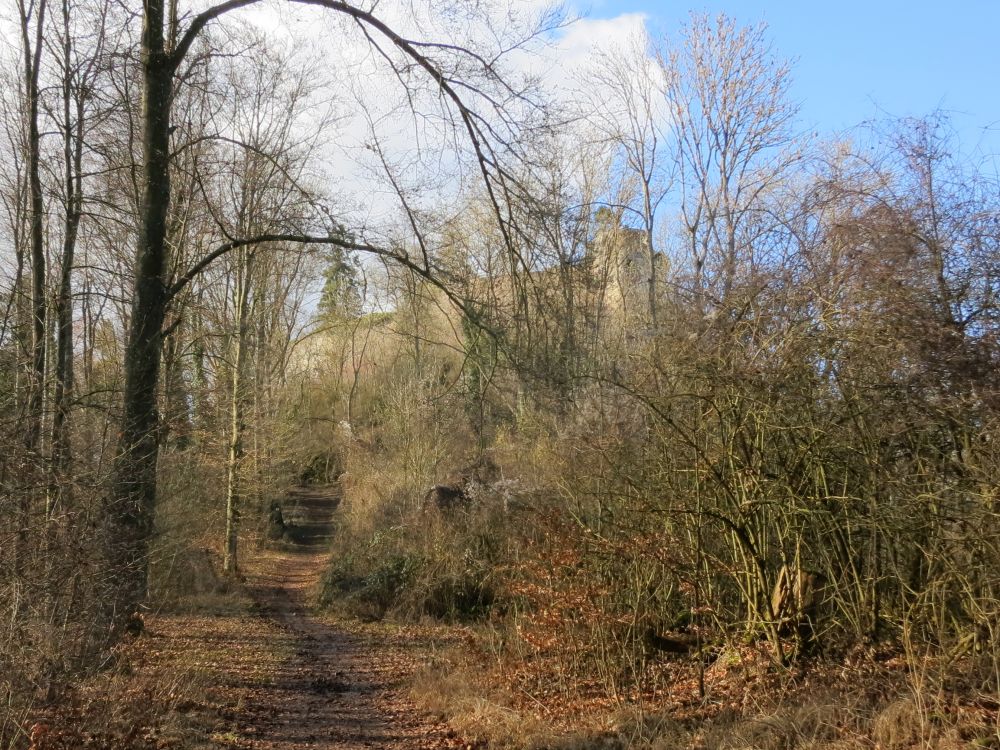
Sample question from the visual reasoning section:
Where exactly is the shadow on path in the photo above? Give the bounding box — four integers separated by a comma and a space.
221, 486, 458, 750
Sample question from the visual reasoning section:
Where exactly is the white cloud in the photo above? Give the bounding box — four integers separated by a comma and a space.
275, 4, 654, 231
553, 13, 649, 68
512, 12, 650, 104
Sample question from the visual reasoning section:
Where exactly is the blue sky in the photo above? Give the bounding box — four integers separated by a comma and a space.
583, 0, 1000, 159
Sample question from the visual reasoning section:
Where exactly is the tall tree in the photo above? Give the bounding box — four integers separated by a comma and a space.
50, 0, 109, 504
102, 0, 554, 633
587, 31, 669, 328
16, 0, 47, 457
660, 13, 800, 308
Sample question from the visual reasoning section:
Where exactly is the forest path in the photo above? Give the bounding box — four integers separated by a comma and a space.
202, 485, 461, 750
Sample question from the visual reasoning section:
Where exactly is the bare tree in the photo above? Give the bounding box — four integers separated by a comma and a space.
101, 0, 558, 633
660, 13, 800, 309
48, 0, 111, 511
15, 0, 47, 459
586, 30, 670, 328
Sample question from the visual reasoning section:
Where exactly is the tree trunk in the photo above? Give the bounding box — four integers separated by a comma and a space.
224, 250, 252, 574
51, 0, 86, 507
102, 0, 172, 634
21, 0, 47, 456
14, 0, 48, 581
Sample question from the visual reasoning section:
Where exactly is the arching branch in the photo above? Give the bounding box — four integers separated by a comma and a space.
169, 0, 262, 71
166, 232, 493, 338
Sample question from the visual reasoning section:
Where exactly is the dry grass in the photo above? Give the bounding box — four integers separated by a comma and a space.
412, 656, 573, 750
2, 469, 260, 750
13, 633, 217, 750
410, 635, 1000, 750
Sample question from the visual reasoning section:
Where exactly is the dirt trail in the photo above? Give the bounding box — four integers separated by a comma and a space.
204, 485, 460, 749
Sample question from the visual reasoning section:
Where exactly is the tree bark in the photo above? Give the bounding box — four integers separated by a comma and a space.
51, 0, 86, 506
14, 0, 47, 581
224, 249, 252, 574
102, 0, 172, 633
20, 0, 47, 456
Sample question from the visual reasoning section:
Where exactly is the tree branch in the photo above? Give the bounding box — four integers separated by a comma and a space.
166, 232, 491, 338
169, 0, 262, 70
291, 0, 521, 264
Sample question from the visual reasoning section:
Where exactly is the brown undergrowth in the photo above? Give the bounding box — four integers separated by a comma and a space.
412, 634, 1000, 749
14, 486, 469, 750
12, 552, 256, 750
321, 417, 999, 747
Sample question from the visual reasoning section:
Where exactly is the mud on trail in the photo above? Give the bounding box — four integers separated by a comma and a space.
155, 486, 464, 750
